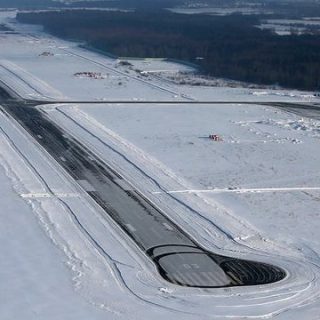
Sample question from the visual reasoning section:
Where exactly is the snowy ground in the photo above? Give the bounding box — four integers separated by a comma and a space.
169, 7, 274, 16
0, 164, 109, 320
257, 18, 320, 36
43, 101, 320, 319
51, 103, 320, 257
0, 9, 320, 319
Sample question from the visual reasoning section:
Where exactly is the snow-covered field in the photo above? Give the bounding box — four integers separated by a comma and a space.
169, 7, 274, 16
1, 10, 320, 319
50, 103, 320, 257
258, 18, 320, 36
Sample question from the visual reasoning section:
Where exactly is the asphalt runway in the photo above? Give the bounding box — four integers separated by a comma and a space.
0, 89, 287, 288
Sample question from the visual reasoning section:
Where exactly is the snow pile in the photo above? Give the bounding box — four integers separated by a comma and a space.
254, 118, 320, 137
252, 90, 316, 100
74, 71, 107, 80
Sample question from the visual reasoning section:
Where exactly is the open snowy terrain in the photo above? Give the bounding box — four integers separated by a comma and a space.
0, 9, 320, 319
58, 103, 320, 252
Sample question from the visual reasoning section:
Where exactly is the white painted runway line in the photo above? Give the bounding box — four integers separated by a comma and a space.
20, 193, 79, 198
153, 187, 320, 195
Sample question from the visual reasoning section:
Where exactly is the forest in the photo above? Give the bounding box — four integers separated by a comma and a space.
17, 10, 320, 90
0, 0, 183, 10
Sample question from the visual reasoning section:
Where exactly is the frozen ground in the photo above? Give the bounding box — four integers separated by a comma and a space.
0, 9, 320, 319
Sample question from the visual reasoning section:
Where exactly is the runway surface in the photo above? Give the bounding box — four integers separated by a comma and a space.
0, 88, 288, 288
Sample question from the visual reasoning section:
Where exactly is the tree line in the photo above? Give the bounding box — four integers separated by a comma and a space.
17, 10, 320, 90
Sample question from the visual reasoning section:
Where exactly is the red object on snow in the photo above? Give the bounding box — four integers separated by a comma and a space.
209, 134, 223, 141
